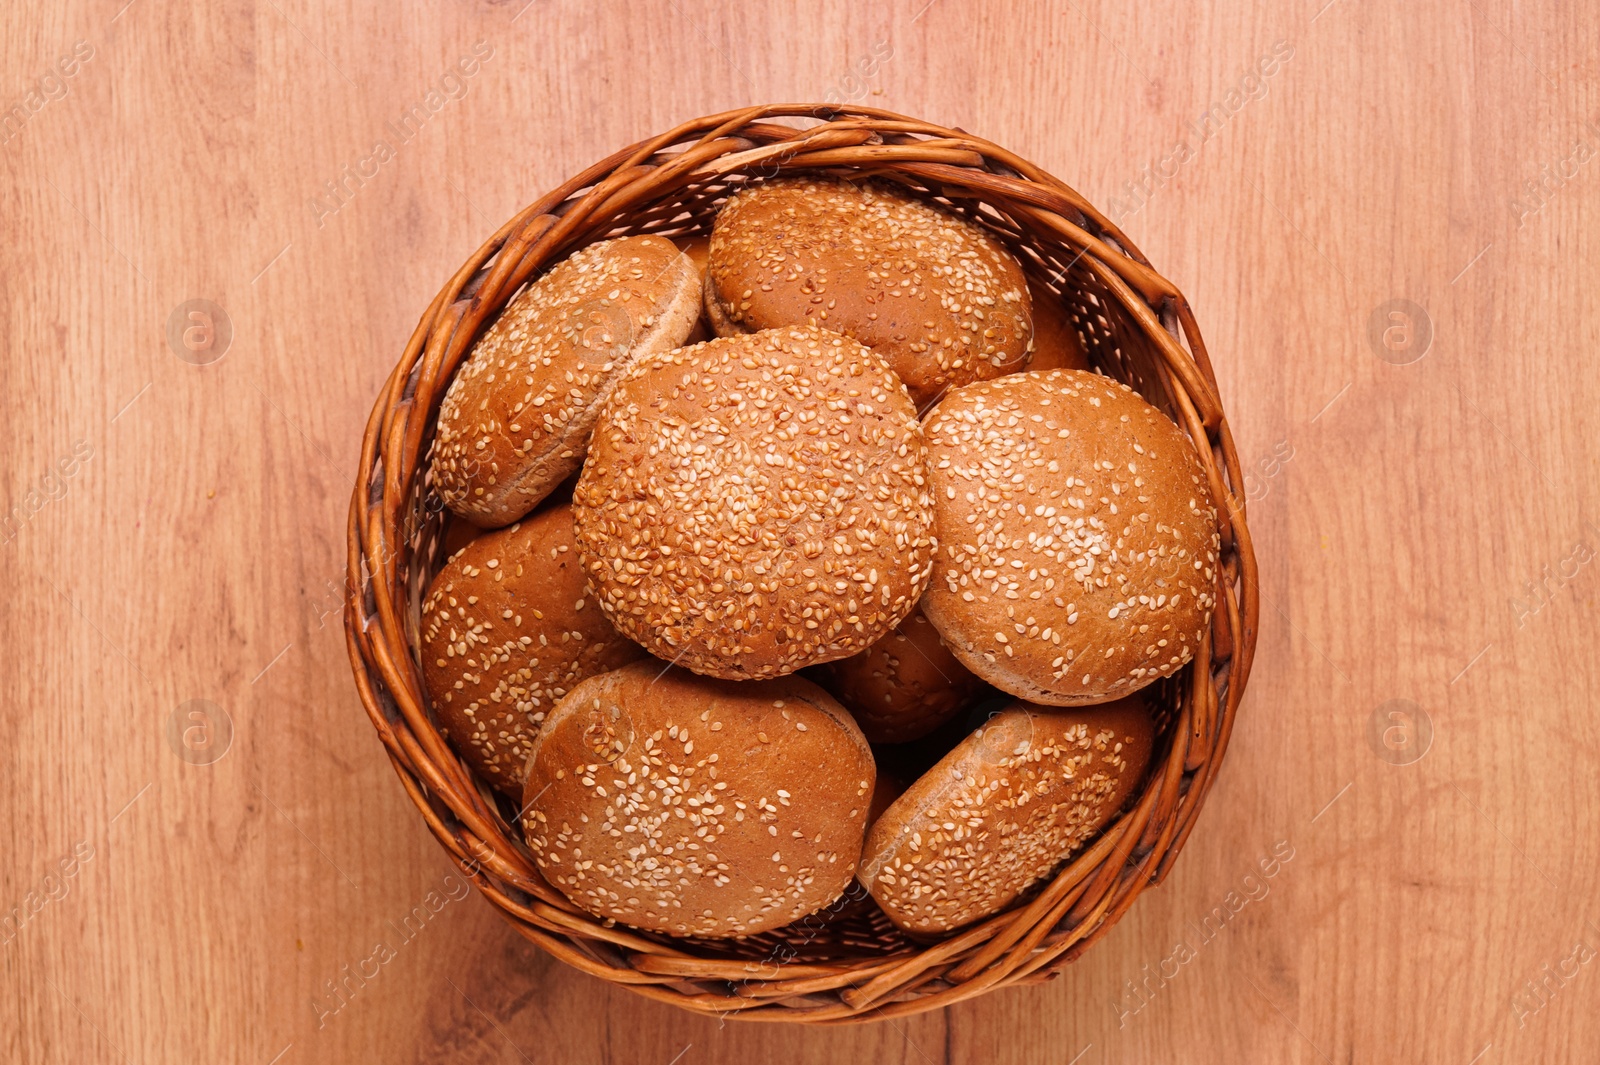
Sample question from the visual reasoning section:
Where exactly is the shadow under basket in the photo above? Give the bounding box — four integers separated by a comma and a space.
345, 104, 1259, 1023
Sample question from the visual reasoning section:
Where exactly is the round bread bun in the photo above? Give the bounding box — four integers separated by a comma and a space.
859, 698, 1155, 934
1021, 273, 1091, 373
867, 769, 906, 827
420, 501, 646, 795
438, 514, 484, 562
868, 695, 997, 787
672, 235, 713, 346
812, 603, 988, 744
921, 369, 1219, 705
674, 234, 710, 274
431, 235, 700, 527
573, 325, 935, 680
521, 662, 876, 938
704, 177, 1033, 409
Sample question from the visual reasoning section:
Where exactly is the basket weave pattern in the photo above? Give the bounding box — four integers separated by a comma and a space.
345, 104, 1259, 1022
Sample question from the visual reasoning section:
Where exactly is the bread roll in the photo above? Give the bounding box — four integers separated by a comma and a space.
673, 235, 713, 345
573, 325, 935, 680
1022, 274, 1091, 373
867, 770, 906, 826
438, 514, 483, 562
868, 695, 1001, 787
521, 662, 876, 938
431, 235, 700, 527
704, 177, 1032, 408
921, 369, 1218, 705
813, 603, 987, 744
674, 234, 709, 274
859, 698, 1154, 933
420, 502, 646, 795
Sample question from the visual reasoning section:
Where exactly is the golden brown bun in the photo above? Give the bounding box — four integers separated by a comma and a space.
521, 662, 876, 938
674, 234, 710, 273
438, 514, 483, 562
869, 697, 998, 785
673, 236, 713, 345
813, 603, 987, 743
431, 235, 700, 527
573, 325, 935, 680
701, 265, 742, 339
1022, 274, 1091, 373
921, 369, 1219, 705
859, 698, 1154, 933
420, 502, 646, 795
705, 177, 1032, 408
866, 770, 906, 826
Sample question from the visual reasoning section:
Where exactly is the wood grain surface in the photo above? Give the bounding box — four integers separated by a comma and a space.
3, 1, 1597, 1061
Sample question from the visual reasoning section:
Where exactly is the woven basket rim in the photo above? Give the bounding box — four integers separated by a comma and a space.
344, 103, 1259, 1023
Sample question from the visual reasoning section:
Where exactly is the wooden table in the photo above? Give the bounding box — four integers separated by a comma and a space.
5, 1, 1596, 1061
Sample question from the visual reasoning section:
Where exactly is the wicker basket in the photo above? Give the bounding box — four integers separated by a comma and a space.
345, 104, 1258, 1022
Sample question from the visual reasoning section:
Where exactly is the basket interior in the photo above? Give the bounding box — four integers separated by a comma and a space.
401, 164, 1189, 966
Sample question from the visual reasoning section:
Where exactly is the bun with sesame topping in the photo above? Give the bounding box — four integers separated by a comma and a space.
430, 235, 701, 528
674, 233, 710, 275
704, 177, 1033, 409
572, 325, 936, 680
920, 369, 1219, 705
1020, 274, 1091, 374
859, 698, 1154, 934
420, 501, 647, 796
672, 235, 713, 345
812, 602, 989, 744
521, 661, 877, 938
867, 769, 907, 826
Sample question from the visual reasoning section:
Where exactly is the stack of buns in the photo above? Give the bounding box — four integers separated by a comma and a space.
421, 176, 1217, 939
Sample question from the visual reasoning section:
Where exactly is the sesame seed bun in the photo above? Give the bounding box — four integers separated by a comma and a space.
867, 769, 907, 827
672, 235, 713, 345
859, 698, 1155, 934
1021, 274, 1091, 374
420, 502, 647, 796
812, 603, 988, 744
438, 513, 484, 561
573, 325, 936, 680
431, 235, 700, 528
674, 234, 710, 274
920, 369, 1219, 705
868, 693, 1005, 788
704, 177, 1033, 408
521, 662, 876, 939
